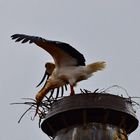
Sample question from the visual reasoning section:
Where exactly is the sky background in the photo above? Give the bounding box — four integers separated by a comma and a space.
0, 0, 140, 139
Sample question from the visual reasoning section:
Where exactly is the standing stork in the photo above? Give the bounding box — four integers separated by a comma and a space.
11, 34, 106, 114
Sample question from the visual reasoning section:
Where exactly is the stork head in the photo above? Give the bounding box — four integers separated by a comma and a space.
45, 62, 55, 75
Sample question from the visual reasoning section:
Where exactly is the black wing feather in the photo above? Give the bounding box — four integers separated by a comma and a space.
11, 34, 86, 66
54, 42, 85, 66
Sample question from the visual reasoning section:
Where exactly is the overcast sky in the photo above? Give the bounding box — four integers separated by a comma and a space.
0, 0, 140, 140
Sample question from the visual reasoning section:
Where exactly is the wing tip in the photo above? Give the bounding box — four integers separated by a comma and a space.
11, 34, 34, 44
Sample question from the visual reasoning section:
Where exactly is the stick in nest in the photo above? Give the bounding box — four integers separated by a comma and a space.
10, 97, 52, 125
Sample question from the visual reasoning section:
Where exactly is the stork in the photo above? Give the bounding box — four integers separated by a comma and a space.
11, 34, 106, 114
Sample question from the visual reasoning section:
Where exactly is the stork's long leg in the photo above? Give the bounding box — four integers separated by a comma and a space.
70, 84, 75, 96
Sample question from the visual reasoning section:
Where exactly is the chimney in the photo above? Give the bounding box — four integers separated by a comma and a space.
41, 93, 138, 140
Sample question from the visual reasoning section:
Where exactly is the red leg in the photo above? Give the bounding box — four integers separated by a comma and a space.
70, 84, 75, 96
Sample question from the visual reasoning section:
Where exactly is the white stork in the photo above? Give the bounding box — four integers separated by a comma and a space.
11, 34, 106, 113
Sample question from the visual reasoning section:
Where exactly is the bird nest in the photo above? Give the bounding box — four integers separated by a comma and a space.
11, 85, 140, 128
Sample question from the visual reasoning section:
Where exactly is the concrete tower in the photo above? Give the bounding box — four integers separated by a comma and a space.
41, 93, 138, 140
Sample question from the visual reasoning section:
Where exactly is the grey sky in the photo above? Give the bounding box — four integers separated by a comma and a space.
0, 0, 140, 139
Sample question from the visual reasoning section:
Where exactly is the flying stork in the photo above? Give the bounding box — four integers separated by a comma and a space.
11, 34, 106, 114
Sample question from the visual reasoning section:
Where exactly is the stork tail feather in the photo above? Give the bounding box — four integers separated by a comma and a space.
86, 61, 106, 74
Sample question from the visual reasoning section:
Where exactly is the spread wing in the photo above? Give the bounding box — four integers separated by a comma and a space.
11, 34, 86, 67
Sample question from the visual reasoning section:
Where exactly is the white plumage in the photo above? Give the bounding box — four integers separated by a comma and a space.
11, 34, 106, 113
